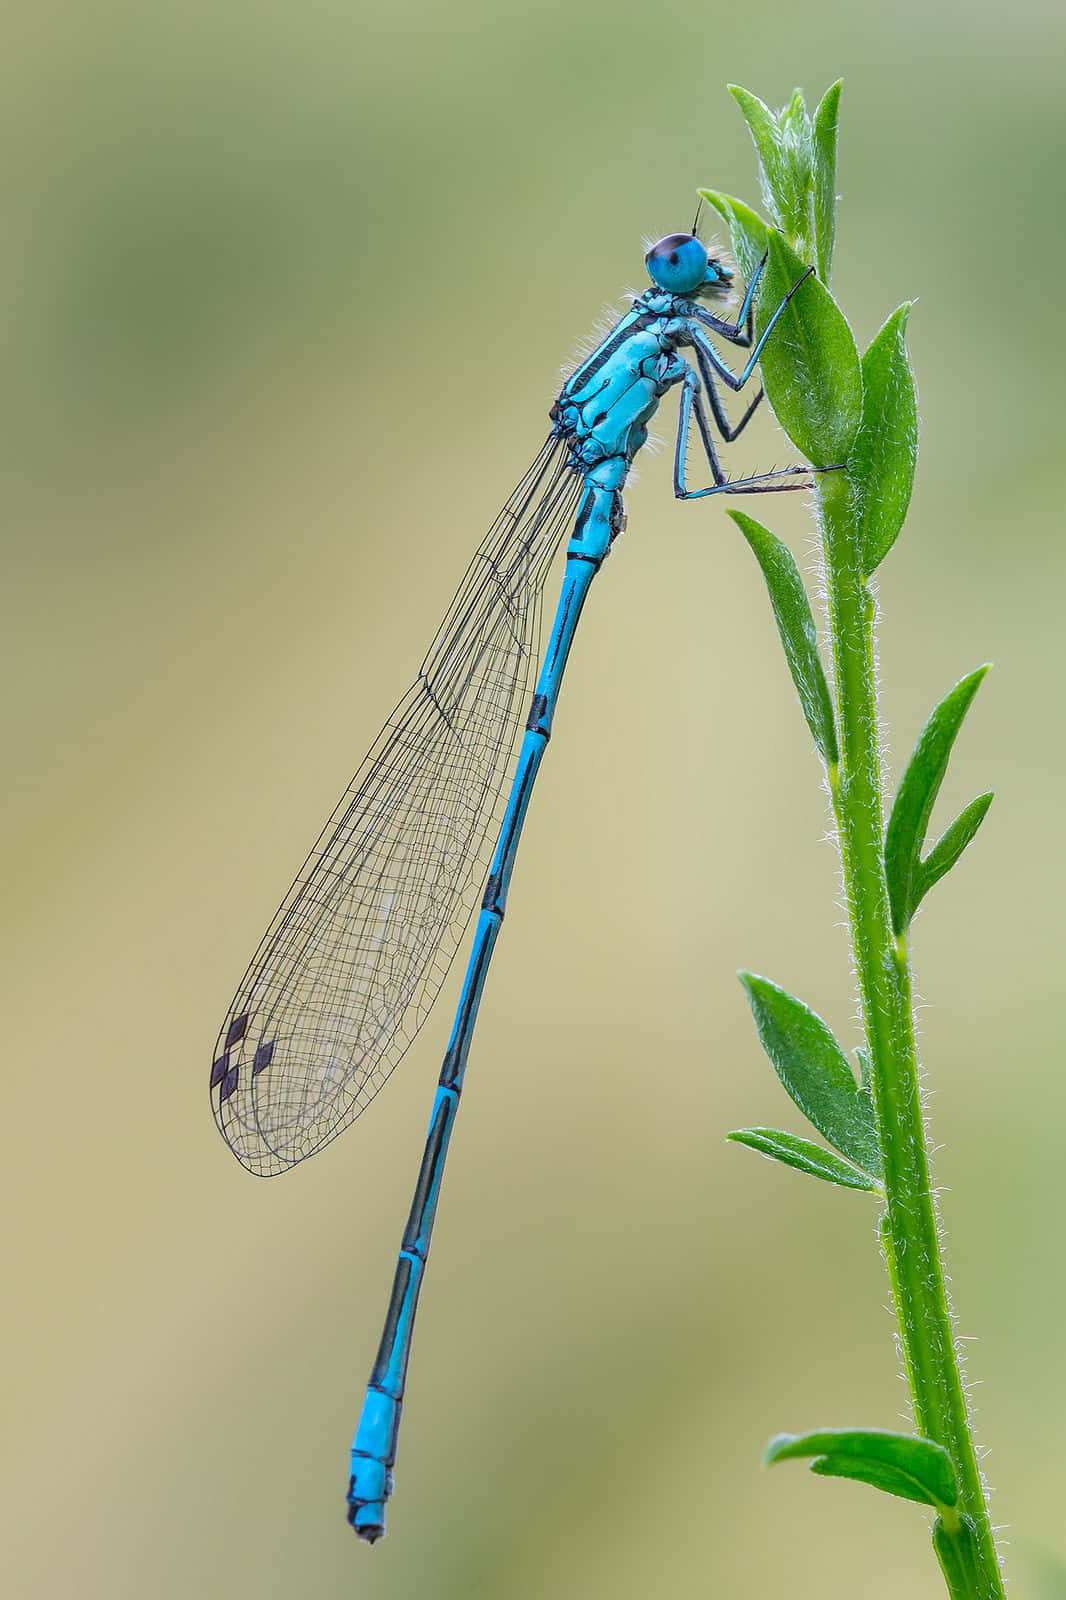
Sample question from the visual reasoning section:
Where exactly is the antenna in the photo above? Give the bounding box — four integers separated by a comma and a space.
691, 195, 705, 238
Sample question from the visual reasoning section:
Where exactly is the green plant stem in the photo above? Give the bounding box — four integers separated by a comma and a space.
817, 470, 1005, 1599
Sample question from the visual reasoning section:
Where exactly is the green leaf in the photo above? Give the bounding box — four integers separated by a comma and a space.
933, 1515, 984, 1599
913, 792, 994, 918
811, 80, 842, 282
728, 510, 838, 766
777, 89, 815, 259
739, 973, 881, 1176
727, 86, 797, 236
850, 304, 918, 575
884, 667, 990, 934
766, 1429, 958, 1512
854, 1046, 872, 1091
727, 1127, 877, 1191
810, 1456, 943, 1505
760, 230, 862, 467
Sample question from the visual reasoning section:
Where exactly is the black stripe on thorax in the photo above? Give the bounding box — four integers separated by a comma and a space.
563, 311, 658, 399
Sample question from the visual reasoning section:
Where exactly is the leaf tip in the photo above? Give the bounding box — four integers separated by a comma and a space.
951, 661, 993, 715
725, 506, 761, 545
958, 662, 992, 707
698, 187, 728, 221
895, 300, 915, 334
764, 1433, 796, 1467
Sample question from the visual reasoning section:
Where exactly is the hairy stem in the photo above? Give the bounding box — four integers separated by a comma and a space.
817, 469, 1005, 1598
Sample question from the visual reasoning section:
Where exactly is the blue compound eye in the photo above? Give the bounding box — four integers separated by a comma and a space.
644, 233, 709, 294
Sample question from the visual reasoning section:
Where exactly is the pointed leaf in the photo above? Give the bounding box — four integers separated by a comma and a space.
811, 80, 842, 282
726, 86, 801, 241
777, 89, 814, 260
739, 973, 881, 1175
781, 86, 808, 129
884, 667, 990, 934
766, 1429, 958, 1511
779, 89, 811, 164
727, 1127, 877, 1191
913, 792, 994, 917
728, 510, 838, 766
850, 304, 918, 575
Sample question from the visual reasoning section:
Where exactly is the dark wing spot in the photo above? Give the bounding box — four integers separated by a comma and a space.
225, 1013, 249, 1048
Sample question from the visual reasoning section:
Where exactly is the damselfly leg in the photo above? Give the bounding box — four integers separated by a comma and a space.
673, 368, 821, 498
693, 343, 765, 442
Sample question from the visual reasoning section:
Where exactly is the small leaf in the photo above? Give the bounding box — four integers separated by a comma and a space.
728, 510, 838, 766
811, 80, 842, 282
854, 1046, 872, 1092
810, 1456, 943, 1506
727, 1127, 877, 1191
776, 89, 814, 257
766, 1429, 958, 1512
781, 86, 808, 128
850, 304, 918, 575
932, 1515, 984, 1599
913, 792, 994, 917
739, 973, 881, 1176
758, 229, 862, 467
884, 667, 990, 934
727, 86, 796, 233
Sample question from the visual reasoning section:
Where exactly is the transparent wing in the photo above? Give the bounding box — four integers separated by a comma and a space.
212, 436, 582, 1175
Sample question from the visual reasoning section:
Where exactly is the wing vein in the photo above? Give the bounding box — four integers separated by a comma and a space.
213, 437, 581, 1174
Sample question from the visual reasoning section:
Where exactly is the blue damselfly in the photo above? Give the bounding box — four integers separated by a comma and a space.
211, 229, 828, 1540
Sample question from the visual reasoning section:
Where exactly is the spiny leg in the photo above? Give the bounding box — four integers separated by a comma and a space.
692, 341, 764, 441
673, 369, 818, 499
673, 368, 726, 492
706, 305, 753, 348
690, 291, 754, 349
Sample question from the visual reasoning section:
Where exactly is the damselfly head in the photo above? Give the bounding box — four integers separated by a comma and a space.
644, 233, 733, 299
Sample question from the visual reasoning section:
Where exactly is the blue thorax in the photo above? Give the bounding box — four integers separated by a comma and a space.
551, 289, 704, 477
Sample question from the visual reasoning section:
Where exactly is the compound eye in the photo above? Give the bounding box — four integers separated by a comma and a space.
644, 233, 709, 295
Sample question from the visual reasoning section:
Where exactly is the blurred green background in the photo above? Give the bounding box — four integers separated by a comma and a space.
3, 2, 1065, 1596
